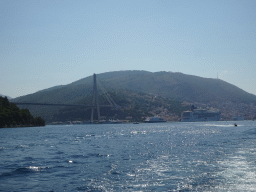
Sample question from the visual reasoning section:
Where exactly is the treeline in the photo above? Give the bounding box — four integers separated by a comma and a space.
0, 96, 45, 128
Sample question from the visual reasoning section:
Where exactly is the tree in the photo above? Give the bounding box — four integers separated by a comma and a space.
0, 96, 45, 128
34, 117, 45, 126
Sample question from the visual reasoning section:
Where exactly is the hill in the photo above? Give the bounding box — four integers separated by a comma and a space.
0, 96, 45, 128
64, 70, 256, 103
12, 70, 256, 123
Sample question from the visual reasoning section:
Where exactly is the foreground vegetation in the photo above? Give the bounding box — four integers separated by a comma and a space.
0, 96, 45, 128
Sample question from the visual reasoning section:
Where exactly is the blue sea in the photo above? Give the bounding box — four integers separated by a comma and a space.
1, 121, 256, 191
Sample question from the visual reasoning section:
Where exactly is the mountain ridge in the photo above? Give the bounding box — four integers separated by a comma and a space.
12, 70, 256, 122
74, 70, 256, 103
13, 70, 256, 103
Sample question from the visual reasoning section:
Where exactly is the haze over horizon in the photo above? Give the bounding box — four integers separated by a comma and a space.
1, 0, 256, 98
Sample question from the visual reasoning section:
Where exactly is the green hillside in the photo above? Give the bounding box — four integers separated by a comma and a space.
12, 70, 256, 123
93, 71, 256, 103
0, 96, 45, 128
66, 70, 256, 103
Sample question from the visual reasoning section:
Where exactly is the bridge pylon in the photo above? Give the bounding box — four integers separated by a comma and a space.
91, 73, 100, 122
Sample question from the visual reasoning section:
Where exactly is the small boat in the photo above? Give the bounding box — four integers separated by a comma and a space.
133, 122, 139, 124
234, 123, 237, 127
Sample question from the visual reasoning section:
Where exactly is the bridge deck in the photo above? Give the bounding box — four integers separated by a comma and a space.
13, 102, 114, 107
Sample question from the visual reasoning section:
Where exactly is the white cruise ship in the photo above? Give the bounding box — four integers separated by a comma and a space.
181, 109, 221, 122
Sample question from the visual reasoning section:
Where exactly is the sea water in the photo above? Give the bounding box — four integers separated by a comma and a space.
1, 121, 256, 191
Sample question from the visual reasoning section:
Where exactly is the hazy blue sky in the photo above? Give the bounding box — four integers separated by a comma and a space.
1, 0, 256, 98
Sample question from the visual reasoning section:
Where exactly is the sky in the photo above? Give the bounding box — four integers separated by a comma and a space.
1, 0, 256, 98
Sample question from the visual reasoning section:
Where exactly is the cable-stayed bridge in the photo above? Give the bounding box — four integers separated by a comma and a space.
13, 74, 119, 122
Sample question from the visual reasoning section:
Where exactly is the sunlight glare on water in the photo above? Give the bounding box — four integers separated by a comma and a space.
1, 121, 256, 191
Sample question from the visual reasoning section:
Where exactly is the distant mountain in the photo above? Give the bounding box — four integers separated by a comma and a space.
36, 85, 65, 93
12, 70, 256, 123
94, 71, 256, 103
66, 71, 254, 102
14, 70, 256, 103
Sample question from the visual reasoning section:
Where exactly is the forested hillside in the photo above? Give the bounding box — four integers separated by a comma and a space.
93, 71, 256, 103
0, 96, 45, 128
14, 70, 256, 104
